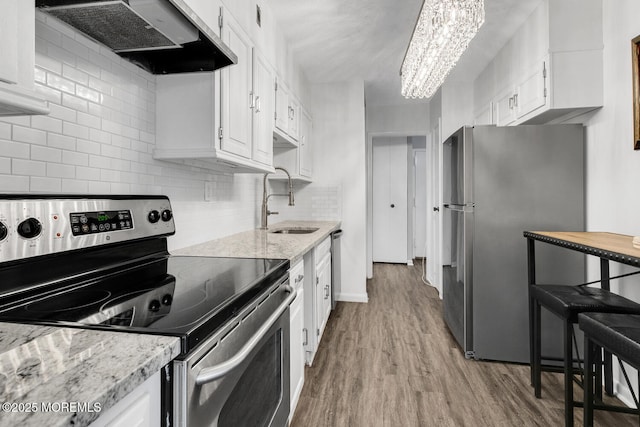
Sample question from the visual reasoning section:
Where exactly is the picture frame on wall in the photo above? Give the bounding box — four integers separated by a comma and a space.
633, 35, 640, 150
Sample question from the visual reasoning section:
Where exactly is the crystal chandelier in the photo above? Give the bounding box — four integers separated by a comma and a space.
401, 0, 485, 99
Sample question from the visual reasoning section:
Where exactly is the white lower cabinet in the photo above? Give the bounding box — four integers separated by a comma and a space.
304, 237, 332, 366
315, 252, 331, 343
288, 259, 305, 420
88, 371, 160, 427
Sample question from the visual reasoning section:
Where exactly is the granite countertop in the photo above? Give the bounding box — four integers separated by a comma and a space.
173, 220, 342, 261
0, 323, 180, 427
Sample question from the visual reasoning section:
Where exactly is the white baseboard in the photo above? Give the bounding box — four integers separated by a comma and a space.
614, 379, 638, 409
335, 292, 369, 303
407, 259, 414, 266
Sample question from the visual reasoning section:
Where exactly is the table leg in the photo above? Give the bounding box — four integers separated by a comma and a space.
600, 258, 614, 395
528, 238, 536, 385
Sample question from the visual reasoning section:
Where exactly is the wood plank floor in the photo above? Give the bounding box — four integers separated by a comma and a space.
290, 262, 637, 427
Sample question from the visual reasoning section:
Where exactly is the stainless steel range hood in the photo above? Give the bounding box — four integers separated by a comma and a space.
36, 0, 237, 74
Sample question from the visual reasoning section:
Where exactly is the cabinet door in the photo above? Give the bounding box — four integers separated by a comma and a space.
315, 253, 331, 342
289, 288, 305, 416
299, 109, 313, 178
220, 9, 253, 158
183, 0, 222, 35
274, 78, 290, 134
288, 96, 300, 141
516, 60, 547, 119
494, 86, 516, 126
252, 49, 274, 166
0, 0, 19, 85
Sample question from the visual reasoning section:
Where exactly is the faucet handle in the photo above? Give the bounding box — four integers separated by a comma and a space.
267, 210, 279, 216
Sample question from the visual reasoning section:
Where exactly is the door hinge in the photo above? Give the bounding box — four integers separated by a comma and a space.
218, 127, 223, 140
316, 277, 319, 285
303, 328, 308, 346
274, 81, 278, 92
542, 61, 547, 79
316, 328, 320, 337
218, 7, 223, 29
544, 87, 547, 98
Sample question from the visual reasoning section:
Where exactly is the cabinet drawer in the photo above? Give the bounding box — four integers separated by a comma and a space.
289, 258, 304, 290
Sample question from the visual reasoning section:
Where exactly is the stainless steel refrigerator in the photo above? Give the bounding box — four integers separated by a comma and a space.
442, 125, 585, 363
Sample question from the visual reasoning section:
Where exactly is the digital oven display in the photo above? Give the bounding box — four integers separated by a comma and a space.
70, 210, 133, 236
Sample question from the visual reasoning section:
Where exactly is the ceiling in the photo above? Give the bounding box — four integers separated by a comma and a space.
268, 0, 543, 107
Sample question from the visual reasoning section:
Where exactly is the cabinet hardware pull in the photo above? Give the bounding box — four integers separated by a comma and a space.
295, 274, 304, 283
255, 95, 261, 113
303, 328, 308, 346
249, 92, 255, 109
508, 96, 514, 109
513, 94, 518, 107
325, 285, 329, 299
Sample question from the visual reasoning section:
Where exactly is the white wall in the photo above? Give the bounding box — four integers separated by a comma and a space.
583, 0, 640, 406
366, 103, 429, 135
310, 81, 368, 302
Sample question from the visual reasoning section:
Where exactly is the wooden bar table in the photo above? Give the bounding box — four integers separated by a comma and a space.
524, 231, 640, 395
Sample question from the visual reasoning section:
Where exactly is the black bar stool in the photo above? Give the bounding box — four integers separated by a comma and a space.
580, 312, 640, 426
529, 284, 640, 427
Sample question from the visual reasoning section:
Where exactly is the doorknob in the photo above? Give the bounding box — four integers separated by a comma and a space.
433, 207, 440, 212
390, 204, 395, 208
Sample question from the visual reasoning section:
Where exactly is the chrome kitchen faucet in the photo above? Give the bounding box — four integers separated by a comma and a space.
261, 167, 295, 229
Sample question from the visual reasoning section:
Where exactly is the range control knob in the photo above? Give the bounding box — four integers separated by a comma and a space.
161, 294, 173, 306
148, 210, 160, 223
148, 300, 161, 312
0, 222, 7, 241
17, 218, 42, 239
161, 209, 173, 222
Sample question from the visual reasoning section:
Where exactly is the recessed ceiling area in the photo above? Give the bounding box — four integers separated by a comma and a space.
268, 0, 543, 107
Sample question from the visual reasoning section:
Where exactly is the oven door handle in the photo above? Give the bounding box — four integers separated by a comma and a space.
195, 284, 296, 386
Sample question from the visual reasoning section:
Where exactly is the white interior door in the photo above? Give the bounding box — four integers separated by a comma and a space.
373, 138, 408, 263
413, 150, 427, 258
426, 120, 443, 296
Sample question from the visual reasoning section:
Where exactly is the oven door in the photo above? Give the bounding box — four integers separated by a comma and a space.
174, 281, 294, 427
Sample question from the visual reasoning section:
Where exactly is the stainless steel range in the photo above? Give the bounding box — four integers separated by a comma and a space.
0, 195, 293, 427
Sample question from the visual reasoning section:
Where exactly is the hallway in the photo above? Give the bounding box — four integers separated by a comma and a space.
290, 263, 636, 426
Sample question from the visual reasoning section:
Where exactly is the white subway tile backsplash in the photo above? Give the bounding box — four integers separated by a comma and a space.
31, 115, 63, 134
0, 140, 30, 159
48, 133, 76, 151
88, 129, 110, 145
13, 159, 46, 177
0, 123, 10, 139
76, 85, 101, 103
47, 163, 75, 179
0, 158, 10, 174
62, 150, 88, 166
77, 112, 101, 129
101, 144, 122, 159
88, 181, 110, 193
31, 176, 62, 192
62, 93, 89, 112
0, 175, 29, 192
61, 179, 88, 193
48, 104, 77, 122
13, 127, 47, 146
35, 52, 62, 75
63, 122, 90, 140
61, 35, 90, 61
47, 73, 76, 94
76, 166, 100, 181
62, 63, 89, 85
31, 145, 62, 163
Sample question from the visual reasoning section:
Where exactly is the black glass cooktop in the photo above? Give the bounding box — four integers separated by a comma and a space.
0, 256, 289, 355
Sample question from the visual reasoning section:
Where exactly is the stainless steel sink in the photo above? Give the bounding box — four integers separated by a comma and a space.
269, 227, 319, 234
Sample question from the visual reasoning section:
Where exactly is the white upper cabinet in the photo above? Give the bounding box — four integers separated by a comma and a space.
252, 49, 275, 166
273, 106, 312, 181
273, 77, 301, 147
474, 0, 603, 126
154, 5, 275, 173
0, 0, 48, 116
220, 9, 253, 159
